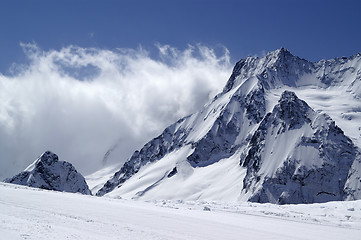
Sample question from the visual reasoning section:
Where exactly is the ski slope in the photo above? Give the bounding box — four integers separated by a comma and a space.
1, 182, 360, 240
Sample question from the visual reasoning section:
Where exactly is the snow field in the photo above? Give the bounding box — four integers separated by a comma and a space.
1, 182, 361, 240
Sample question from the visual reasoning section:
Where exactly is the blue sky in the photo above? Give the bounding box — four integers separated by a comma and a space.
1, 0, 361, 73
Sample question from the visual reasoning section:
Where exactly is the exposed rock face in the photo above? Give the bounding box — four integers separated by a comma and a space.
97, 48, 361, 203
186, 82, 266, 168
4, 151, 91, 195
97, 79, 266, 196
241, 91, 358, 204
96, 119, 189, 196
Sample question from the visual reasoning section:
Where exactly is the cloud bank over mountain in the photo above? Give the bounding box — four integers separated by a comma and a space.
0, 43, 232, 178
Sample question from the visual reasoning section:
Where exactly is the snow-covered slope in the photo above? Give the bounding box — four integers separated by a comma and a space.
96, 76, 265, 197
1, 182, 361, 240
240, 91, 358, 203
97, 48, 361, 203
4, 151, 91, 195
85, 163, 122, 194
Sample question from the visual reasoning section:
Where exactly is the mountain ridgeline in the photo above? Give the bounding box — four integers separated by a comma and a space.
6, 48, 360, 204
96, 48, 361, 204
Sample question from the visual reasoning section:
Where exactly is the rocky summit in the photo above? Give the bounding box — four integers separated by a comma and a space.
4, 151, 91, 195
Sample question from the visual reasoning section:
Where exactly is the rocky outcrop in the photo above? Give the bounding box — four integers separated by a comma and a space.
241, 91, 358, 204
96, 119, 189, 196
4, 151, 91, 195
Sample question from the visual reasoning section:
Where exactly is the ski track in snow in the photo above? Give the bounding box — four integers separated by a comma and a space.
1, 182, 360, 240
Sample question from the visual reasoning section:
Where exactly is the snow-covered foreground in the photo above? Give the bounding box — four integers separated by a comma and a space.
1, 182, 360, 240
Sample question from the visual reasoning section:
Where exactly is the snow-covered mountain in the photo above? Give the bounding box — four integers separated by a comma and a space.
4, 151, 91, 195
241, 91, 359, 203
96, 48, 361, 203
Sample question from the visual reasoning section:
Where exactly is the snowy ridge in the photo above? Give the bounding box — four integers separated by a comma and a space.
240, 91, 358, 203
225, 48, 361, 92
97, 48, 361, 203
4, 151, 91, 195
223, 48, 313, 92
96, 77, 265, 197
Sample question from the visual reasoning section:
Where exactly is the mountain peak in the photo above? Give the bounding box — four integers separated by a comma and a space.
271, 47, 292, 57
274, 90, 313, 128
241, 91, 357, 204
223, 48, 311, 93
279, 90, 298, 102
265, 47, 299, 67
277, 47, 291, 55
39, 151, 59, 165
4, 151, 91, 195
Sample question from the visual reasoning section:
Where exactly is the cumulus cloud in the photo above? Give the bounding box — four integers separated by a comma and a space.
0, 43, 232, 178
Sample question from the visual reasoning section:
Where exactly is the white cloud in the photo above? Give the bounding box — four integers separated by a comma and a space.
0, 43, 232, 178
